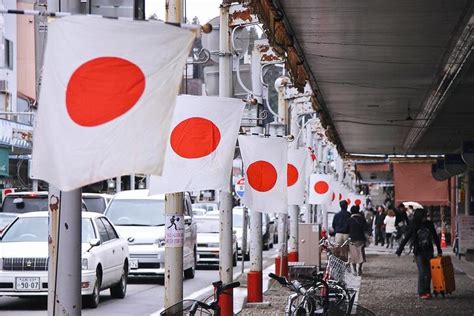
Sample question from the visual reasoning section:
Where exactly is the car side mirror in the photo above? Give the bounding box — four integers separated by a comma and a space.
88, 238, 101, 252
184, 216, 192, 226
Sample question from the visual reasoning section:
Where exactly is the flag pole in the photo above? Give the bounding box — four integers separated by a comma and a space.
163, 0, 185, 311
218, 2, 235, 315
0, 8, 204, 36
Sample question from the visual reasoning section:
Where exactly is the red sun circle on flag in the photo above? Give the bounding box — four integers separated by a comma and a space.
332, 192, 336, 201
355, 199, 362, 206
347, 198, 351, 205
247, 160, 277, 192
287, 163, 299, 187
66, 57, 145, 127
170, 117, 221, 159
314, 181, 329, 194
339, 193, 343, 201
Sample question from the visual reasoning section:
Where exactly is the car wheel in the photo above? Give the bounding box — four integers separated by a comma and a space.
110, 262, 128, 299
84, 268, 101, 308
184, 249, 196, 279
263, 240, 269, 251
244, 250, 250, 261
269, 242, 274, 249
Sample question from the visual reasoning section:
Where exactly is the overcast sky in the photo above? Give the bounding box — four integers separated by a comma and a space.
146, 0, 221, 23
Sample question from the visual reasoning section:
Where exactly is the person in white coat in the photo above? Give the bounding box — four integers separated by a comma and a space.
384, 209, 397, 248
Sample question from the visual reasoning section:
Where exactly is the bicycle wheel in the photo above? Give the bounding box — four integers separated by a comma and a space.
290, 295, 318, 316
160, 300, 212, 316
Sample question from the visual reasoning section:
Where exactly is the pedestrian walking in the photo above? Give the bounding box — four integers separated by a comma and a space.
348, 205, 368, 276
374, 206, 386, 246
332, 200, 351, 259
396, 208, 442, 299
384, 209, 396, 248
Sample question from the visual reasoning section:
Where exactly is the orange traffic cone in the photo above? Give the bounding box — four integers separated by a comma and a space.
441, 232, 447, 249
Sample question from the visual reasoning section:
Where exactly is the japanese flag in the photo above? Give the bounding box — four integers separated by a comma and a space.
308, 174, 332, 205
287, 149, 306, 205
238, 136, 288, 213
331, 181, 342, 210
353, 194, 366, 209
150, 95, 245, 194
31, 16, 194, 191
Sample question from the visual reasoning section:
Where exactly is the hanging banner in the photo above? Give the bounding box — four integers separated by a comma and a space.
238, 135, 288, 213
308, 174, 333, 205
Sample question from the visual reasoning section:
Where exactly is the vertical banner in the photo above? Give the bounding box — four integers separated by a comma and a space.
238, 135, 288, 213
308, 174, 333, 205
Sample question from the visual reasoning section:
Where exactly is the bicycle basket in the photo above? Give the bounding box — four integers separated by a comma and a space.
325, 255, 360, 289
160, 299, 213, 316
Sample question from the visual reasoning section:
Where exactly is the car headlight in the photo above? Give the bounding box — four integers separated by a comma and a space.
81, 258, 88, 270
155, 239, 165, 247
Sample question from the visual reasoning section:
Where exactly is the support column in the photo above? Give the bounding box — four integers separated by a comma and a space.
164, 0, 184, 310
164, 193, 184, 308
288, 205, 299, 262
247, 210, 263, 302
116, 176, 121, 193
48, 188, 82, 316
217, 3, 234, 315
275, 214, 288, 276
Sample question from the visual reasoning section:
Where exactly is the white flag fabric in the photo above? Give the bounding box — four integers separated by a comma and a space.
238, 136, 288, 213
150, 95, 245, 194
308, 174, 333, 205
287, 149, 306, 205
31, 16, 194, 191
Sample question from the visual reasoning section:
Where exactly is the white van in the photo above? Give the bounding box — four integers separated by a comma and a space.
104, 190, 197, 279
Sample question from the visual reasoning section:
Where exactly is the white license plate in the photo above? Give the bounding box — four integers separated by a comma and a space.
15, 277, 40, 291
130, 259, 139, 269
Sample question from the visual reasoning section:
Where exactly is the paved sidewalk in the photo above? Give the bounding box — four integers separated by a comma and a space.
238, 245, 474, 315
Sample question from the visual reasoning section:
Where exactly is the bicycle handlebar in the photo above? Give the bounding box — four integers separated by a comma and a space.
268, 273, 288, 286
221, 281, 241, 292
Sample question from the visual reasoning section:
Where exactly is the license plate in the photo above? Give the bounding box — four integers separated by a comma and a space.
15, 277, 40, 291
130, 259, 139, 269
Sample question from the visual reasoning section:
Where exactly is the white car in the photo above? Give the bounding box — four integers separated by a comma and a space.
193, 202, 219, 213
0, 211, 129, 308
105, 190, 197, 279
232, 207, 250, 260
195, 215, 237, 266
82, 193, 113, 213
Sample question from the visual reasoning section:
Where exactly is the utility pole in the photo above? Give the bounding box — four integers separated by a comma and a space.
46, 1, 82, 315
218, 2, 234, 315
248, 209, 263, 302
275, 76, 288, 277
164, 0, 185, 310
48, 187, 82, 316
247, 126, 264, 303
304, 122, 313, 224
288, 100, 299, 262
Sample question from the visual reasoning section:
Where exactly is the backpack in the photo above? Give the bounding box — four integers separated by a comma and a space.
416, 226, 432, 251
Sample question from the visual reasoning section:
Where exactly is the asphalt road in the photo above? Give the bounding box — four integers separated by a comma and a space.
0, 248, 278, 315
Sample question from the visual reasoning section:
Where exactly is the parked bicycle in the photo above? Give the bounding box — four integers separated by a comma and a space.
160, 280, 240, 316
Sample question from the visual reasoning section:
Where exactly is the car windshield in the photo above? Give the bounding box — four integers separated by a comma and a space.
195, 218, 219, 233
193, 203, 217, 212
2, 196, 49, 213
2, 217, 95, 243
83, 197, 106, 213
106, 199, 165, 226
233, 213, 243, 227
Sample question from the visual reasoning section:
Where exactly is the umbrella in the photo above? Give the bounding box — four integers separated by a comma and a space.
402, 201, 423, 209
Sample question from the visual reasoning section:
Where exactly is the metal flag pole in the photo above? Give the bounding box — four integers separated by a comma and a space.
163, 0, 185, 310
218, 2, 235, 315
